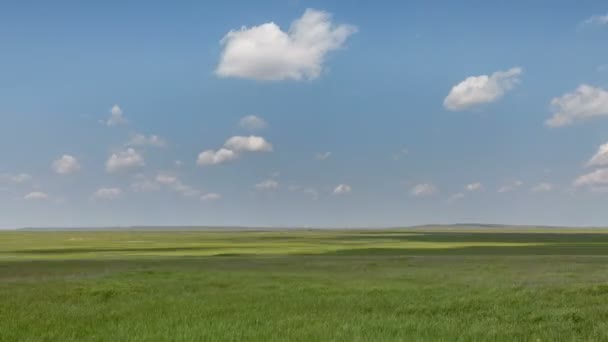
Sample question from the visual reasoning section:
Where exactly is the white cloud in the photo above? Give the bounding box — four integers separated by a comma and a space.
172, 182, 201, 197
530, 183, 554, 193
130, 175, 161, 192
574, 169, 608, 187
224, 136, 273, 152
197, 136, 272, 166
201, 193, 221, 201
411, 183, 438, 197
239, 115, 268, 130
444, 67, 523, 111
155, 174, 178, 185
106, 105, 127, 126
149, 173, 200, 197
93, 187, 122, 200
216, 8, 357, 81
582, 13, 608, 26
255, 179, 279, 190
497, 180, 523, 193
52, 155, 81, 175
586, 143, 608, 167
333, 184, 352, 195
106, 148, 145, 173
127, 133, 167, 147
545, 85, 608, 127
23, 192, 49, 201
465, 182, 483, 192
315, 152, 332, 160
0, 173, 31, 183
197, 148, 238, 166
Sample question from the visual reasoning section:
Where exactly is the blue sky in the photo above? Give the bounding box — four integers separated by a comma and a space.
2, 1, 608, 228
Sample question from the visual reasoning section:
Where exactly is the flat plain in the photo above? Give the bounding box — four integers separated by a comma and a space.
2, 227, 608, 341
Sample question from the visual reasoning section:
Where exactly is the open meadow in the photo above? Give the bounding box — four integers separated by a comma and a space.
2, 227, 608, 341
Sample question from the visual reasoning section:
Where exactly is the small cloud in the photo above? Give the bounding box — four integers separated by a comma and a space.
411, 183, 438, 197
545, 85, 608, 127
586, 142, 608, 167
315, 152, 332, 160
448, 193, 465, 202
130, 174, 161, 192
582, 13, 608, 27
224, 135, 273, 152
216, 9, 357, 81
23, 191, 49, 201
106, 105, 127, 126
392, 148, 409, 161
127, 133, 167, 147
333, 184, 352, 195
497, 180, 523, 193
93, 187, 122, 200
303, 188, 319, 200
106, 148, 145, 173
0, 173, 31, 184
255, 179, 279, 190
197, 148, 238, 166
201, 193, 221, 201
155, 173, 178, 185
52, 155, 81, 175
530, 182, 555, 193
196, 136, 272, 167
239, 115, 268, 130
574, 169, 608, 188
444, 67, 523, 111
465, 182, 483, 192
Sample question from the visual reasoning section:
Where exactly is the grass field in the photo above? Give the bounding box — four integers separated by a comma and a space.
2, 227, 608, 341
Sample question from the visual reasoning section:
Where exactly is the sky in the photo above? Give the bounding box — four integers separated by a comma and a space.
1, 0, 608, 228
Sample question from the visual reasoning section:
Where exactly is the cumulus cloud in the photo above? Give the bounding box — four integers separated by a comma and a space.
333, 184, 352, 195
106, 148, 144, 173
574, 169, 608, 187
582, 13, 608, 26
127, 133, 167, 147
586, 143, 608, 167
23, 192, 49, 201
530, 183, 554, 193
216, 9, 357, 81
197, 148, 238, 166
497, 180, 523, 193
197, 136, 272, 166
106, 105, 127, 126
239, 115, 268, 130
201, 193, 221, 201
224, 136, 273, 152
411, 183, 438, 197
315, 152, 332, 160
545, 85, 608, 127
444, 67, 523, 111
93, 187, 122, 200
255, 179, 279, 190
153, 173, 200, 197
155, 174, 178, 185
130, 174, 161, 192
0, 173, 31, 183
52, 155, 81, 175
465, 182, 483, 192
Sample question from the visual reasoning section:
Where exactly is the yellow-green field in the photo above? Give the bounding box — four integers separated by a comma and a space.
2, 227, 608, 341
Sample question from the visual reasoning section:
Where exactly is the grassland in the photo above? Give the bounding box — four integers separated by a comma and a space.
2, 227, 608, 341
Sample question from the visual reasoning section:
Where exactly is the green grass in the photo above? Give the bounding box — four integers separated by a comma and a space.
2, 228, 608, 341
